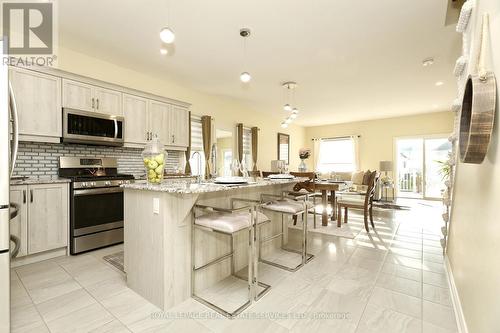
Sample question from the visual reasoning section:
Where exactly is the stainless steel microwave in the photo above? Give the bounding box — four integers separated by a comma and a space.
62, 108, 125, 146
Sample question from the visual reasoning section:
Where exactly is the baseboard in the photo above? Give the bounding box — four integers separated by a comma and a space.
11, 248, 67, 268
444, 255, 469, 333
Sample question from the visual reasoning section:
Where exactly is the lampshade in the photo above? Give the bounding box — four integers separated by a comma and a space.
379, 160, 393, 172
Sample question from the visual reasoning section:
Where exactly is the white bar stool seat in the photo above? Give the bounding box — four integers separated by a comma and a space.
192, 202, 271, 319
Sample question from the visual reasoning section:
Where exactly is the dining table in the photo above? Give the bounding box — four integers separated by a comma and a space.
313, 180, 348, 226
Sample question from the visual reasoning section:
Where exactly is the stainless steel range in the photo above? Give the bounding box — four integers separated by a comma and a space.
58, 157, 134, 254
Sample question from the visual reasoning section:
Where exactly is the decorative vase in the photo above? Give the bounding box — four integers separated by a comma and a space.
299, 159, 307, 172
142, 136, 167, 185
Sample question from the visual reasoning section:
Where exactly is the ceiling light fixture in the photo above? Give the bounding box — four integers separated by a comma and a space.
160, 27, 175, 44
281, 122, 288, 128
239, 28, 252, 83
240, 72, 251, 83
422, 57, 434, 67
284, 104, 292, 112
435, 81, 444, 86
290, 113, 298, 119
159, 0, 175, 44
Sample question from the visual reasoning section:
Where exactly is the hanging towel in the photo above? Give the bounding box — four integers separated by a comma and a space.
454, 56, 468, 77
456, 0, 475, 33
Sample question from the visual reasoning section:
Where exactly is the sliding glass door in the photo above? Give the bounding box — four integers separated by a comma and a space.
395, 136, 451, 200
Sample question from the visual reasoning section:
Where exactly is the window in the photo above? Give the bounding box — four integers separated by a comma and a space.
317, 137, 357, 172
190, 116, 205, 177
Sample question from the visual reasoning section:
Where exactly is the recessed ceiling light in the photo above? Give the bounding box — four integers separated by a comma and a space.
284, 104, 292, 112
160, 27, 175, 44
435, 81, 444, 86
422, 58, 434, 67
290, 113, 298, 119
280, 122, 288, 128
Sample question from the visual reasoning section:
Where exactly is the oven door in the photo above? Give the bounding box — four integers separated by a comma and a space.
72, 186, 124, 237
63, 108, 124, 146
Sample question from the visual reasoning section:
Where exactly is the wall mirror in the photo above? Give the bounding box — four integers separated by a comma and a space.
215, 129, 233, 176
277, 133, 290, 165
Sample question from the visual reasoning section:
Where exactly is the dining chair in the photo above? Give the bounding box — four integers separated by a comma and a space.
336, 170, 379, 232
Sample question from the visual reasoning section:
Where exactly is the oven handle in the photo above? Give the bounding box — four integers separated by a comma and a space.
74, 187, 124, 196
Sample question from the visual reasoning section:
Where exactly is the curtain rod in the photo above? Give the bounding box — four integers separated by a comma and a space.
311, 135, 361, 141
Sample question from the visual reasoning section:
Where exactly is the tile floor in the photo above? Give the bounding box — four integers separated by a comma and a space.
10, 199, 458, 333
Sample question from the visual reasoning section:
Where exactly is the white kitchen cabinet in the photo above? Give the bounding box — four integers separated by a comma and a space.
63, 79, 122, 116
9, 186, 28, 258
9, 67, 62, 143
123, 94, 149, 146
148, 100, 171, 144
62, 79, 94, 112
94, 87, 122, 115
169, 106, 189, 147
27, 184, 69, 255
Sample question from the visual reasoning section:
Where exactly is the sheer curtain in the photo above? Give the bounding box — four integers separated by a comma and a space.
313, 139, 322, 172
351, 135, 360, 170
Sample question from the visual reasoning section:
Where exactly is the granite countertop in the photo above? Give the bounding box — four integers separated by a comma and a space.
10, 176, 71, 185
122, 178, 305, 194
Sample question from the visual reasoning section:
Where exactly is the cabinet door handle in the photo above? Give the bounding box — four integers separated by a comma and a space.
92, 98, 95, 109
30, 189, 33, 203
96, 98, 99, 110
22, 190, 26, 204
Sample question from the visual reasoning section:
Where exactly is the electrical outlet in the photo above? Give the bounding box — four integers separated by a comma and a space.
153, 198, 160, 215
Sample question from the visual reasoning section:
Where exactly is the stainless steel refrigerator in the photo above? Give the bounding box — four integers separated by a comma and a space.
0, 38, 19, 333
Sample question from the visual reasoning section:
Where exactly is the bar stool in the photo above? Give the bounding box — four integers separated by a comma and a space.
259, 192, 315, 272
191, 201, 271, 319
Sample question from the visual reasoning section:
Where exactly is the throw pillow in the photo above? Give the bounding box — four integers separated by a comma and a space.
362, 170, 372, 185
351, 171, 364, 185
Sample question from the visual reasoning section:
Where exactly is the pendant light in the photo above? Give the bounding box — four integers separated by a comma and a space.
240, 28, 251, 83
160, 0, 175, 44
282, 82, 297, 111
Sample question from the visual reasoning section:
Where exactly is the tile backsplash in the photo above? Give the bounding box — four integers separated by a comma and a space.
13, 142, 183, 178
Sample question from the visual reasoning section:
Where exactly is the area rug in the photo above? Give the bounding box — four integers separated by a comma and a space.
103, 251, 125, 273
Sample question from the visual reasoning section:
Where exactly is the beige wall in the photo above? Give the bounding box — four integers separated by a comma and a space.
304, 112, 454, 171
447, 1, 500, 332
55, 47, 305, 171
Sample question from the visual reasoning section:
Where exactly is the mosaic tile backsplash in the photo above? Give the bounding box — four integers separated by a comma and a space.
13, 142, 182, 178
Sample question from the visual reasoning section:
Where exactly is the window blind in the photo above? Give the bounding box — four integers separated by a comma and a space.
191, 116, 203, 151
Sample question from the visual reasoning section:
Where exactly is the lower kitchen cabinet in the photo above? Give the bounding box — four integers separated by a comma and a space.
9, 186, 28, 257
10, 183, 69, 257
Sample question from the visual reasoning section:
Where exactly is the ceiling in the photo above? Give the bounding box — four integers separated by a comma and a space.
59, 0, 462, 127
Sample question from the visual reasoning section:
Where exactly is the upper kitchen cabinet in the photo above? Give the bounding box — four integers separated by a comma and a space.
123, 93, 148, 146
148, 100, 171, 145
62, 79, 122, 116
62, 79, 94, 112
9, 67, 62, 143
94, 87, 122, 116
168, 105, 189, 147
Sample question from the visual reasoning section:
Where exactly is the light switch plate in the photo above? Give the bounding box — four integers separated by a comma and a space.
153, 198, 160, 214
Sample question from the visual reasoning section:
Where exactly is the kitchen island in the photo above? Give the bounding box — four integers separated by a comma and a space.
122, 178, 302, 311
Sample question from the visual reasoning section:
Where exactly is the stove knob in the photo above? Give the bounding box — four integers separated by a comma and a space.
125, 180, 131, 184
105, 181, 111, 186
81, 182, 88, 188
91, 182, 97, 187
